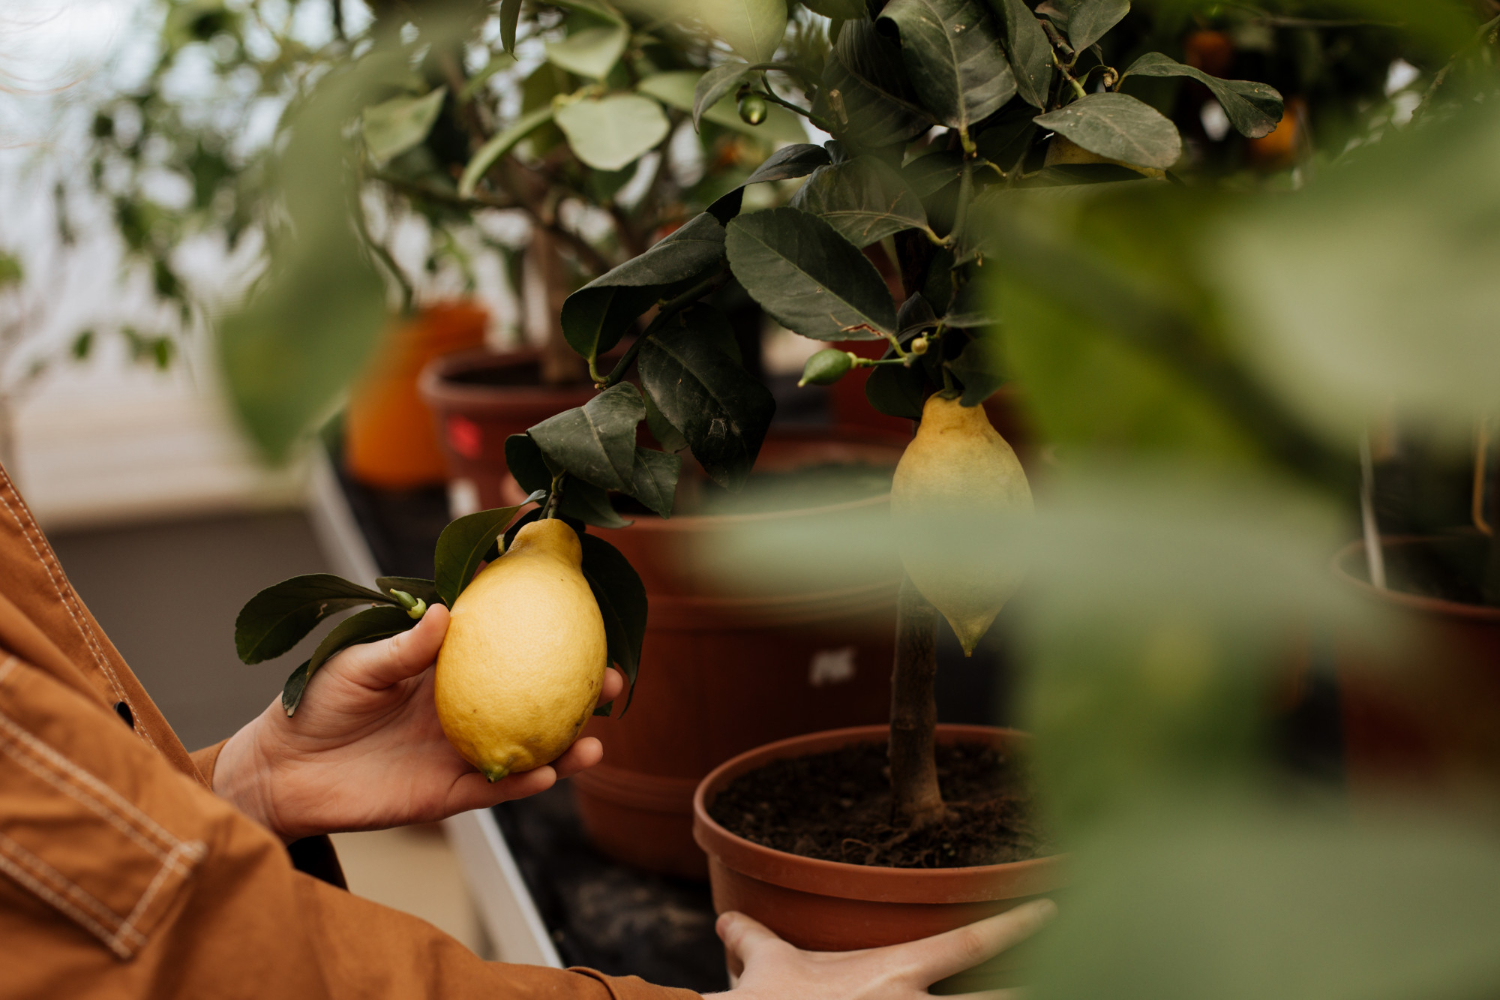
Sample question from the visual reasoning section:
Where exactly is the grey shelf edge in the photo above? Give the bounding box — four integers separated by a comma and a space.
305, 449, 563, 969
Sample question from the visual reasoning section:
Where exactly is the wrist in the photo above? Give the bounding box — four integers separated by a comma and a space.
214, 712, 292, 843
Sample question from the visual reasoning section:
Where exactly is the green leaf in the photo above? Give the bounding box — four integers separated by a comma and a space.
991, 0, 1053, 110
579, 533, 648, 713
375, 576, 442, 608
944, 279, 998, 327
1035, 93, 1182, 170
499, 0, 521, 53
639, 70, 808, 143
700, 0, 788, 63
235, 574, 395, 665
1061, 0, 1129, 51
726, 207, 897, 341
629, 447, 682, 517
975, 104, 1042, 171
70, 330, 94, 360
555, 94, 670, 171
946, 334, 1007, 405
561, 211, 727, 359
434, 503, 536, 608
880, 0, 1014, 133
812, 19, 932, 149
362, 87, 447, 165
545, 24, 629, 80
693, 62, 754, 132
790, 156, 928, 247
529, 383, 647, 493
1122, 52, 1283, 139
459, 105, 556, 198
637, 304, 778, 490
283, 606, 418, 715
505, 434, 631, 529
865, 362, 925, 419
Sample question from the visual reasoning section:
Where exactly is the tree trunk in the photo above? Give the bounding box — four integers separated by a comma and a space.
889, 574, 946, 829
531, 228, 588, 387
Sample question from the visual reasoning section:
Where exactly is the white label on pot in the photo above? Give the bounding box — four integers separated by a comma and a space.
448, 478, 481, 519
809, 646, 856, 687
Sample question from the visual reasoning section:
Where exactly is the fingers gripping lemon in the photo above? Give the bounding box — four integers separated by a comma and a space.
435, 519, 607, 782
891, 395, 1033, 656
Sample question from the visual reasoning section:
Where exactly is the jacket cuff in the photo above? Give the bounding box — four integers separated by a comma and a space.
568, 967, 703, 1000
190, 738, 229, 785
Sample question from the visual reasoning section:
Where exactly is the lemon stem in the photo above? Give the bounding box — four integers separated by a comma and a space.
542, 473, 565, 520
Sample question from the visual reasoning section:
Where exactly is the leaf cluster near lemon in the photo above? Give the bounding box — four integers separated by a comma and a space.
435, 519, 607, 782
891, 395, 1033, 656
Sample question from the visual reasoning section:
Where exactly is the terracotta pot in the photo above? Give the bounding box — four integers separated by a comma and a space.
418, 349, 598, 514
558, 429, 908, 878
693, 724, 1061, 990
345, 302, 488, 488
1332, 536, 1500, 800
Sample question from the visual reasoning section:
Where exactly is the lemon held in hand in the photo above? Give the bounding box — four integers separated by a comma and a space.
891, 394, 1033, 656
435, 518, 607, 782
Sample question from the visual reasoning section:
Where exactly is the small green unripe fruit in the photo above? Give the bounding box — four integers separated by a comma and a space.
910, 335, 930, 356
798, 349, 855, 387
737, 93, 768, 126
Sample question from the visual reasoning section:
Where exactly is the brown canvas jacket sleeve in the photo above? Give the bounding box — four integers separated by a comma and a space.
0, 468, 701, 1000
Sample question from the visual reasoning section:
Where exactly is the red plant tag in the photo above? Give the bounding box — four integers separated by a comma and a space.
447, 415, 483, 459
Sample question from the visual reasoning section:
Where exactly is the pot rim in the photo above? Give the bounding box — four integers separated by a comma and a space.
1331, 535, 1500, 624
418, 347, 600, 408
692, 723, 1060, 904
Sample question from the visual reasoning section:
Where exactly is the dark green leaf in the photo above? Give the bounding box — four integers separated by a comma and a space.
642, 386, 688, 452
375, 576, 442, 607
499, 0, 521, 52
944, 279, 998, 327
865, 362, 925, 419
991, 0, 1053, 110
1035, 93, 1182, 170
505, 434, 631, 529
802, 0, 867, 17
637, 305, 777, 490
791, 156, 929, 247
529, 383, 647, 493
561, 212, 727, 359
282, 606, 418, 715
708, 144, 834, 221
579, 533, 647, 713
1122, 52, 1283, 139
235, 574, 394, 665
434, 502, 535, 608
726, 207, 897, 341
812, 20, 931, 149
1037, 0, 1130, 51
897, 291, 937, 335
71, 330, 94, 360
880, 0, 1014, 133
975, 107, 1040, 172
629, 447, 682, 517
946, 334, 1007, 405
904, 150, 965, 198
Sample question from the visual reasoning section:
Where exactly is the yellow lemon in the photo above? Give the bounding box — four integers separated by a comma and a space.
435, 518, 607, 781
1044, 135, 1167, 179
890, 394, 1033, 655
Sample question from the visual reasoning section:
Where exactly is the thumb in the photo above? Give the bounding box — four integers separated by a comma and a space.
716, 911, 786, 967
337, 603, 450, 689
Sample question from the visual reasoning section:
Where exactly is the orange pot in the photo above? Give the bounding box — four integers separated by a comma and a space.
564, 429, 909, 878
345, 302, 488, 489
1332, 536, 1500, 802
693, 724, 1061, 990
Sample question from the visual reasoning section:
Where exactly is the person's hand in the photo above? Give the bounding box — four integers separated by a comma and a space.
714, 899, 1056, 1000
213, 604, 624, 842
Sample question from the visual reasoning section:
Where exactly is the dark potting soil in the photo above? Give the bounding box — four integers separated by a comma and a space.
710, 741, 1046, 869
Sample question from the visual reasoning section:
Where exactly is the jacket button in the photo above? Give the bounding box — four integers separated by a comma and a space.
114, 701, 134, 729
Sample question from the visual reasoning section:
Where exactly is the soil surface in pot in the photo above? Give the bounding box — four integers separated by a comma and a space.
1356, 536, 1497, 607
709, 741, 1045, 868
615, 463, 895, 518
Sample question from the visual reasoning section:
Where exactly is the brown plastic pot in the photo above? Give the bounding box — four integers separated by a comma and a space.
418, 348, 598, 513
693, 724, 1061, 990
1332, 536, 1500, 798
558, 429, 909, 878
